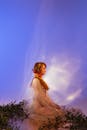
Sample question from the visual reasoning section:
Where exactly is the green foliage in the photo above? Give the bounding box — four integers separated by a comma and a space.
0, 101, 87, 130
0, 100, 27, 130
64, 106, 87, 130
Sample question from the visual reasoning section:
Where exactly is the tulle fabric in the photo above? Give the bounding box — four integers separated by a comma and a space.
21, 78, 64, 130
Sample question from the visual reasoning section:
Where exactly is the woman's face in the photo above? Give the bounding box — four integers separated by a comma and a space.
40, 64, 46, 75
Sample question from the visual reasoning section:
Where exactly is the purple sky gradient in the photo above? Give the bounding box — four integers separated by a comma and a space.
0, 0, 87, 115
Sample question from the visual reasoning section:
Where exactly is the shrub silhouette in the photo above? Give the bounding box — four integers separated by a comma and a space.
0, 100, 87, 130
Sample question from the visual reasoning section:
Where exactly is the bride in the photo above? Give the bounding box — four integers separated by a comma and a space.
22, 62, 64, 130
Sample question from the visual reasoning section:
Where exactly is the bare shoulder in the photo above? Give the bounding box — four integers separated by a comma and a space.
32, 77, 40, 85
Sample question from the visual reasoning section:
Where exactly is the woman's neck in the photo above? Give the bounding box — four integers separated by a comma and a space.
34, 73, 42, 78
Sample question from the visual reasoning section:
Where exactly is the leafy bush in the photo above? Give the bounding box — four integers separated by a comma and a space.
0, 101, 87, 130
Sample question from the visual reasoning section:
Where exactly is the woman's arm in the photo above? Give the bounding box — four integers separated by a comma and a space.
32, 78, 53, 107
32, 78, 61, 109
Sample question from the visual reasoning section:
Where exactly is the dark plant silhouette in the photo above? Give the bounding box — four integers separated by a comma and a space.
63, 106, 87, 130
0, 100, 27, 130
0, 100, 87, 130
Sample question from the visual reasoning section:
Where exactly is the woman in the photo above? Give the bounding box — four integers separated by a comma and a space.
22, 62, 64, 130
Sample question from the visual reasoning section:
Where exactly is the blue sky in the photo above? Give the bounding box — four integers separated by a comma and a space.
0, 0, 87, 115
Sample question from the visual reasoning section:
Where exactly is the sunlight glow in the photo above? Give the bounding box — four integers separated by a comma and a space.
66, 89, 82, 101
43, 56, 81, 105
24, 55, 82, 105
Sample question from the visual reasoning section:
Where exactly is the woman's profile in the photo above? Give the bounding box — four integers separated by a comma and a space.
22, 62, 65, 130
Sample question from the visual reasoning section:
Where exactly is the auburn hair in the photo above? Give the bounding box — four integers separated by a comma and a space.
32, 62, 46, 74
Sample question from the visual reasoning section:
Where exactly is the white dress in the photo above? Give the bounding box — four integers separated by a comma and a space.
21, 78, 64, 130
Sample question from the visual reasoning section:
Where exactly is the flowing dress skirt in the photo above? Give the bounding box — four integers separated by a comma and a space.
21, 78, 64, 130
